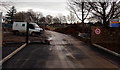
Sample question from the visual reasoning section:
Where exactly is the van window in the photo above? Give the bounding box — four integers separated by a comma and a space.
29, 24, 35, 29
16, 24, 18, 26
22, 24, 25, 27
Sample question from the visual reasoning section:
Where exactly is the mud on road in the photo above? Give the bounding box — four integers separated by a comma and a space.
2, 30, 49, 62
3, 31, 48, 43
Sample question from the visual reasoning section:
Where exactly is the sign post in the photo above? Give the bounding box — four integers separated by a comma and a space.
26, 22, 29, 44
25, 13, 30, 44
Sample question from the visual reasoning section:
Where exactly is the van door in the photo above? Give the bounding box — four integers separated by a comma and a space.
29, 24, 35, 34
20, 23, 26, 32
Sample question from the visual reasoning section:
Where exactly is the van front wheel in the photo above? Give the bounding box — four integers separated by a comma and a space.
31, 32, 36, 36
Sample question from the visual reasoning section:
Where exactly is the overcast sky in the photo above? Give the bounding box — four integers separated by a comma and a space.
1, 0, 70, 17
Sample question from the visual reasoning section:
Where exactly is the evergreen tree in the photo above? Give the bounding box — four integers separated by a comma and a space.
5, 6, 16, 24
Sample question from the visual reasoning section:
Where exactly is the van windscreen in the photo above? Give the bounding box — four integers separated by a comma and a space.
34, 24, 39, 28
29, 24, 35, 29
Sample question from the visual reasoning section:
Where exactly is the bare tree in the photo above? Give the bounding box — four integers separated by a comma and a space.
86, 1, 120, 27
57, 14, 64, 24
45, 15, 53, 24
26, 9, 36, 22
67, 0, 120, 27
67, 12, 76, 24
62, 16, 67, 23
67, 0, 91, 24
14, 11, 26, 22
35, 12, 43, 23
26, 9, 44, 23
0, 1, 13, 11
14, 10, 43, 23
57, 14, 67, 24
53, 17, 61, 24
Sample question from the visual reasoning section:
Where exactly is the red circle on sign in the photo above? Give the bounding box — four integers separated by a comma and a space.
95, 28, 101, 35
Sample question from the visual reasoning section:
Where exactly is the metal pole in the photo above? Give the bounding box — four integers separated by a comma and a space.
26, 22, 29, 44
0, 12, 2, 70
0, 12, 2, 47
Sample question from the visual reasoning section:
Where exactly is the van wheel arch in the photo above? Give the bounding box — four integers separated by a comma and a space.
31, 32, 36, 36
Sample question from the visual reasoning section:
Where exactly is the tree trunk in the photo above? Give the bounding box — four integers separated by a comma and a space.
102, 2, 108, 27
82, 2, 84, 24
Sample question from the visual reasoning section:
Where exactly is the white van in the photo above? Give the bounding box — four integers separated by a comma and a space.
12, 22, 43, 35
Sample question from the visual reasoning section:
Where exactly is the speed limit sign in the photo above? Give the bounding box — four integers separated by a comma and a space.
95, 28, 101, 35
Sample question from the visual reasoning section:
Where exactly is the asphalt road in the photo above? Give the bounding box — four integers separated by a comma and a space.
2, 31, 120, 69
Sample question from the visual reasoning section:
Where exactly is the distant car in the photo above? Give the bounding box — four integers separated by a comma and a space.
12, 22, 43, 36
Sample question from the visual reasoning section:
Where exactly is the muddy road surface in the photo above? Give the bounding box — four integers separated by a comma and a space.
2, 31, 120, 69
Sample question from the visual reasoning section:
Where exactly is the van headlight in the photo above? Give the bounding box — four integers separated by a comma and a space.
40, 28, 43, 31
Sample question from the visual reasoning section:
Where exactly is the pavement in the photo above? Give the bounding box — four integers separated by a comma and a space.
2, 43, 24, 59
2, 30, 120, 69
